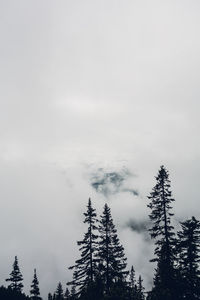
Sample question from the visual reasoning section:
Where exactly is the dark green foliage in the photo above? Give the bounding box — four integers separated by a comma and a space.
55, 282, 64, 300
30, 269, 41, 300
70, 286, 77, 300
48, 293, 53, 300
0, 285, 29, 300
128, 266, 137, 300
137, 276, 145, 300
147, 166, 176, 300
67, 198, 99, 296
177, 216, 200, 300
64, 287, 70, 300
98, 203, 128, 294
6, 256, 24, 293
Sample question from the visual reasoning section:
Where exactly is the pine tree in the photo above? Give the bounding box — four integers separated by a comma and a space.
70, 286, 77, 300
177, 216, 200, 300
48, 293, 53, 300
67, 198, 99, 296
55, 282, 64, 300
64, 287, 70, 300
30, 269, 41, 300
147, 166, 176, 300
129, 266, 137, 300
6, 256, 24, 292
98, 203, 128, 294
137, 275, 145, 300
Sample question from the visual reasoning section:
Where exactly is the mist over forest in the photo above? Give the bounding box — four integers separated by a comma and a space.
0, 1, 200, 300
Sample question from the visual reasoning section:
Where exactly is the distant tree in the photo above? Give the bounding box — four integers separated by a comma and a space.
6, 256, 24, 293
177, 216, 200, 300
98, 203, 128, 295
137, 275, 145, 300
30, 269, 41, 300
55, 282, 64, 300
64, 287, 70, 300
48, 293, 53, 300
147, 166, 176, 300
128, 266, 137, 300
67, 198, 99, 297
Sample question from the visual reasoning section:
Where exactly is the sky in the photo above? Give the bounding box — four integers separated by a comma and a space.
0, 0, 200, 297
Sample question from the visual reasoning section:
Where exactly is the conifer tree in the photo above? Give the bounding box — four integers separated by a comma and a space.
129, 266, 137, 300
70, 286, 77, 300
67, 198, 98, 296
48, 293, 53, 300
147, 166, 176, 300
129, 266, 136, 290
6, 256, 24, 293
177, 216, 200, 300
55, 282, 64, 300
98, 203, 128, 294
30, 269, 41, 300
137, 275, 145, 300
64, 287, 70, 300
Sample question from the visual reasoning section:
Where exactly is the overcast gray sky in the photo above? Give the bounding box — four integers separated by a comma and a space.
0, 0, 200, 298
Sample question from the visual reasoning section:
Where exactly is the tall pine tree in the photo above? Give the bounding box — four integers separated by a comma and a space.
55, 282, 64, 300
137, 275, 145, 300
30, 269, 41, 300
177, 216, 200, 300
6, 256, 24, 293
147, 166, 176, 300
128, 266, 137, 300
98, 203, 128, 295
67, 198, 98, 297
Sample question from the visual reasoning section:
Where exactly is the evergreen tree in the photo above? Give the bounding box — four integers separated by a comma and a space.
67, 198, 98, 296
177, 216, 200, 300
128, 266, 137, 300
55, 282, 64, 300
137, 275, 145, 300
48, 293, 53, 300
70, 286, 77, 300
6, 256, 24, 293
0, 285, 30, 300
147, 166, 176, 300
98, 203, 128, 295
64, 287, 70, 300
30, 269, 41, 300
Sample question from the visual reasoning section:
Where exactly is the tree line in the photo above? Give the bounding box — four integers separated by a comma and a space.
1, 166, 200, 300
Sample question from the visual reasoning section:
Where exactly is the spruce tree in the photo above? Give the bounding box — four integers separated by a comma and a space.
67, 198, 98, 296
129, 266, 137, 300
147, 166, 176, 300
70, 286, 77, 300
98, 203, 128, 294
55, 282, 64, 300
30, 269, 41, 300
64, 287, 70, 300
177, 216, 200, 300
6, 256, 24, 293
137, 275, 145, 300
48, 293, 53, 300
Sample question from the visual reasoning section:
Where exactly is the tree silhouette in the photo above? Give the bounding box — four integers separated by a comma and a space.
147, 166, 176, 300
98, 203, 128, 295
64, 287, 70, 300
137, 275, 145, 300
6, 256, 24, 293
177, 216, 200, 300
30, 269, 41, 300
67, 198, 99, 297
55, 282, 64, 300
